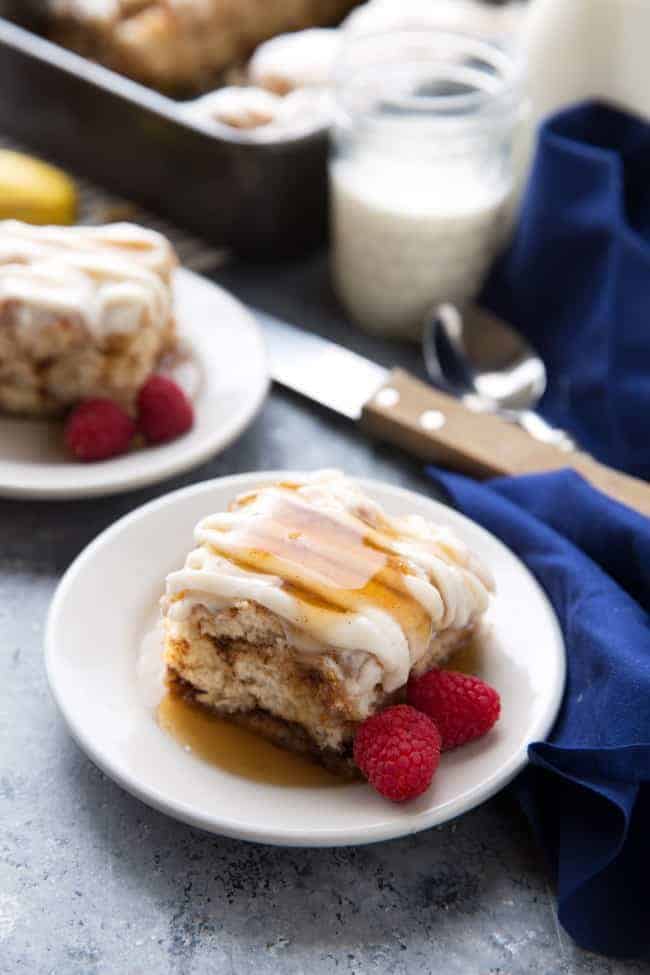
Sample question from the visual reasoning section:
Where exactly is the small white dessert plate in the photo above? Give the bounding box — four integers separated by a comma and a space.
45, 472, 565, 847
0, 269, 268, 499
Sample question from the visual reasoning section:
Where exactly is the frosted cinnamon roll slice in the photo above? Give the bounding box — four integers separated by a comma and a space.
162, 470, 494, 776
49, 0, 360, 94
0, 221, 177, 416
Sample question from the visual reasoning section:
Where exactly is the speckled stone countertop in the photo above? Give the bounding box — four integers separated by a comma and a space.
2, 253, 648, 975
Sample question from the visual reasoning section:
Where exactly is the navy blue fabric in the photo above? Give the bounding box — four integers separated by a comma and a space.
481, 100, 650, 478
427, 466, 650, 958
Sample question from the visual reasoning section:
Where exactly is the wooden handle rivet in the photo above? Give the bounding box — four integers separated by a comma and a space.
361, 368, 650, 515
375, 387, 400, 408
419, 409, 446, 431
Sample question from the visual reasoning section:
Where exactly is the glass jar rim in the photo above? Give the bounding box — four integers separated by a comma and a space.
333, 28, 523, 125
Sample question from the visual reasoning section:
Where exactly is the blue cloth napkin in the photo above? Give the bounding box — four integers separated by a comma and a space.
481, 100, 650, 479
426, 466, 650, 959
437, 100, 650, 957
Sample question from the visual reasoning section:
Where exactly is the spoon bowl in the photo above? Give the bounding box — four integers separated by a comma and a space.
424, 304, 575, 451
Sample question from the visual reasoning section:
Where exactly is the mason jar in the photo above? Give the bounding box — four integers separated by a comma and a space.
329, 30, 524, 340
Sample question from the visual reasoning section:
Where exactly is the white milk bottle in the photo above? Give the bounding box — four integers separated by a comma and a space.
329, 31, 523, 340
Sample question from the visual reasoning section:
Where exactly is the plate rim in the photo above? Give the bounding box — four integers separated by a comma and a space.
45, 471, 566, 847
0, 269, 270, 500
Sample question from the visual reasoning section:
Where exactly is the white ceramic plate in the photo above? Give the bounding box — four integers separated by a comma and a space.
45, 472, 565, 847
0, 269, 268, 499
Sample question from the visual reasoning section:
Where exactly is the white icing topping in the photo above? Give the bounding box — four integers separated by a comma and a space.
164, 471, 494, 692
183, 86, 332, 140
184, 87, 283, 129
0, 221, 175, 339
50, 0, 120, 22
248, 29, 341, 93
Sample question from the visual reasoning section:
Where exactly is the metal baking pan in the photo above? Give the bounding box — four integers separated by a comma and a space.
0, 4, 329, 258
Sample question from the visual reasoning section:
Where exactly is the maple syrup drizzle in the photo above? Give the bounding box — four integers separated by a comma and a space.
201, 488, 433, 656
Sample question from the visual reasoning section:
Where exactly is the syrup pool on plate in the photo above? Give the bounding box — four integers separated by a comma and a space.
155, 633, 484, 789
158, 692, 344, 788
443, 631, 487, 676
137, 618, 344, 788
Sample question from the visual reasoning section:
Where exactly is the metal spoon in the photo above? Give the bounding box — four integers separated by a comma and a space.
423, 303, 576, 452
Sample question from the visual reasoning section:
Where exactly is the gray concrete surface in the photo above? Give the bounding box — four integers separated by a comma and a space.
2, 253, 648, 975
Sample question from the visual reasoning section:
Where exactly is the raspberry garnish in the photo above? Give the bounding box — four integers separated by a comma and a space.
353, 704, 441, 802
407, 669, 500, 750
137, 374, 194, 444
64, 398, 135, 461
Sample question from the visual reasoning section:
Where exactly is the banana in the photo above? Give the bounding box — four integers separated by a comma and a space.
0, 150, 77, 225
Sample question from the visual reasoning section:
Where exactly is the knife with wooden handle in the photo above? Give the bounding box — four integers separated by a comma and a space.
259, 311, 650, 517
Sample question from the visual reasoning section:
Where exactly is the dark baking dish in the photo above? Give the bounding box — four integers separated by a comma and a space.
0, 3, 329, 258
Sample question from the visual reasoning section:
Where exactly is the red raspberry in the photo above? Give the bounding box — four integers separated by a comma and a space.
64, 398, 135, 461
408, 669, 500, 750
137, 375, 194, 444
353, 704, 441, 802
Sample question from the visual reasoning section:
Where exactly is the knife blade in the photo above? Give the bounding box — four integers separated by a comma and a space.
256, 309, 387, 420
255, 308, 650, 517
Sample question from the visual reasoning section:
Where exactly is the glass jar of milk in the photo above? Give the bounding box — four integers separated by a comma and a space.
330, 31, 524, 340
